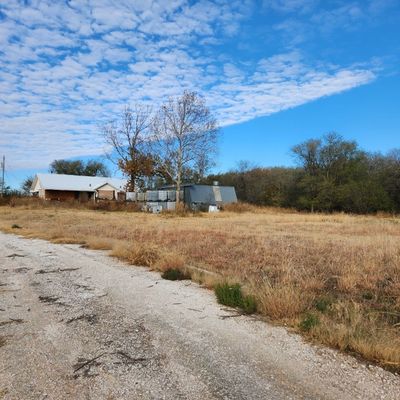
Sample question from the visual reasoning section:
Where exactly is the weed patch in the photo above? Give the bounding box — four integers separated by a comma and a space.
156, 252, 186, 271
111, 243, 160, 268
214, 283, 257, 314
161, 268, 191, 281
300, 313, 320, 332
314, 296, 333, 313
240, 294, 257, 314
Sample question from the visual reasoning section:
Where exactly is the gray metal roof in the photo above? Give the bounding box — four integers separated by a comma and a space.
31, 173, 127, 192
183, 185, 237, 205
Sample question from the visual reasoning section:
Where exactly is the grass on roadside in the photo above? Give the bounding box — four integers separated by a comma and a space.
215, 283, 257, 314
0, 201, 399, 371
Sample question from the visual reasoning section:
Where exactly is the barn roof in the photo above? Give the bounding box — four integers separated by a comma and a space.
184, 185, 237, 205
31, 173, 127, 192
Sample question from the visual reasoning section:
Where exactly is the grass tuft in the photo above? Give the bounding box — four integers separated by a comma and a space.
300, 313, 320, 332
215, 283, 243, 307
214, 283, 257, 314
314, 296, 333, 313
161, 268, 191, 281
111, 243, 160, 268
240, 294, 257, 314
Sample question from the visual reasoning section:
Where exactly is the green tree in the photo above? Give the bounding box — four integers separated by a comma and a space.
291, 133, 375, 212
21, 176, 34, 194
49, 159, 109, 177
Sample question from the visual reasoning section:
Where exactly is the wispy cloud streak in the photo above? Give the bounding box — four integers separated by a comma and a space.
0, 0, 377, 169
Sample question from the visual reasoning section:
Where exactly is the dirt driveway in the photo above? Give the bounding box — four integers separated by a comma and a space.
0, 232, 398, 399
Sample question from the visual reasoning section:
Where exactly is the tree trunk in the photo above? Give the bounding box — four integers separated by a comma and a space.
176, 172, 181, 205
176, 146, 182, 206
129, 174, 135, 192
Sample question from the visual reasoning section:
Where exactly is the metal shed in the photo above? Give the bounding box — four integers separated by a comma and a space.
184, 185, 237, 206
159, 183, 237, 210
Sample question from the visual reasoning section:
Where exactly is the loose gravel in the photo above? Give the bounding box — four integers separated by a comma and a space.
0, 232, 399, 399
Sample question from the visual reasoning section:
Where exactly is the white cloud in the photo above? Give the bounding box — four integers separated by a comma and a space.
0, 0, 377, 170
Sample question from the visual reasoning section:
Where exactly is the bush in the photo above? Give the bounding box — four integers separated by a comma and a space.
11, 224, 21, 229
161, 268, 191, 281
215, 283, 242, 307
300, 313, 320, 332
241, 294, 257, 314
314, 296, 333, 313
214, 283, 257, 314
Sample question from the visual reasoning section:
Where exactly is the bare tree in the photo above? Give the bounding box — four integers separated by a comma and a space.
103, 105, 153, 191
151, 91, 219, 204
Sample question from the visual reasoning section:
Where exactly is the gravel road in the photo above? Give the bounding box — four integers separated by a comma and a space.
0, 232, 398, 399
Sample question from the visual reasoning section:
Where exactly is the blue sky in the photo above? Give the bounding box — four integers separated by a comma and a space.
1, 0, 399, 188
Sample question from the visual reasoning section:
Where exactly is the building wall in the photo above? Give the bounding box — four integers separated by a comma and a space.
79, 192, 90, 202
43, 190, 94, 202
96, 183, 116, 191
32, 179, 41, 193
97, 189, 115, 200
117, 192, 126, 201
44, 190, 77, 201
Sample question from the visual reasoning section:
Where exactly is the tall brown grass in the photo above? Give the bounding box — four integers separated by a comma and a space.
0, 201, 399, 371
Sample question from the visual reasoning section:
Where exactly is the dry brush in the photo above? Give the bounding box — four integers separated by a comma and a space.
0, 202, 399, 370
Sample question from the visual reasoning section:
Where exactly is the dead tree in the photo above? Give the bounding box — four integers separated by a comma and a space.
151, 91, 219, 204
103, 105, 153, 191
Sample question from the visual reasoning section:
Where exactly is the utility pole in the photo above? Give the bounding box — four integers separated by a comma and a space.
1, 155, 4, 198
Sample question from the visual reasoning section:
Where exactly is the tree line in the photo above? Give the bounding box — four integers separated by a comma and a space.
16, 90, 399, 214
206, 133, 400, 214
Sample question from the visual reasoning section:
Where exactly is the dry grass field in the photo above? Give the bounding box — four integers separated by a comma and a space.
0, 200, 399, 371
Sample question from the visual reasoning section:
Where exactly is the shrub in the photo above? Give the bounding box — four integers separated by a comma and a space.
111, 243, 160, 267
362, 292, 374, 300
300, 313, 320, 332
215, 283, 243, 308
156, 252, 186, 272
161, 268, 191, 281
314, 296, 333, 313
11, 224, 21, 229
241, 294, 257, 314
214, 283, 257, 314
